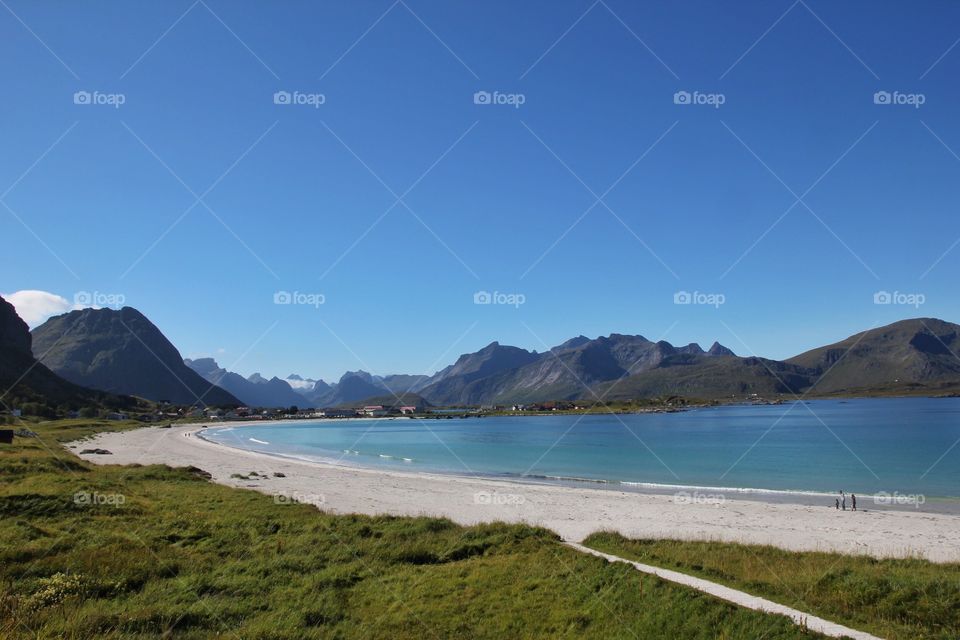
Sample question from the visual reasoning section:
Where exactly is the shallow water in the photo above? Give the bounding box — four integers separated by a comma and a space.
202, 398, 960, 505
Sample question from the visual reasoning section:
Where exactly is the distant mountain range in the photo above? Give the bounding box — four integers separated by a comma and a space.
279, 370, 431, 408
184, 358, 304, 408
17, 302, 960, 408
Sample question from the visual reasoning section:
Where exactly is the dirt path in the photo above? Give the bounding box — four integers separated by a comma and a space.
568, 542, 884, 640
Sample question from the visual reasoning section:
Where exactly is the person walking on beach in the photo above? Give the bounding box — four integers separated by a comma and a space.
851, 494, 857, 511
841, 491, 846, 511
835, 497, 839, 510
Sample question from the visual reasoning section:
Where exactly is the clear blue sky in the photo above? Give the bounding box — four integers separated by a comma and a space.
3, 1, 960, 382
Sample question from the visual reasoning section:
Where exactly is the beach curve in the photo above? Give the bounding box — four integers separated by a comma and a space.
72, 424, 960, 563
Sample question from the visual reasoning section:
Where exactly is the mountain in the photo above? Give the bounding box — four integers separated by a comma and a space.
284, 374, 334, 405
599, 319, 960, 401
787, 318, 960, 395
285, 373, 321, 391
185, 358, 304, 408
0, 296, 137, 414
27, 309, 958, 410
304, 379, 333, 401
31, 307, 240, 406
316, 370, 389, 406
381, 374, 432, 394
417, 335, 737, 405
595, 354, 810, 400
708, 341, 736, 357
417, 342, 540, 404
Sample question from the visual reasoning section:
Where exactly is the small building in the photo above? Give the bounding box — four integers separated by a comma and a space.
106, 412, 128, 421
361, 405, 387, 417
399, 406, 417, 415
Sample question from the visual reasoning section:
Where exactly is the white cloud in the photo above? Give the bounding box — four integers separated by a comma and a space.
3, 290, 75, 328
285, 375, 317, 389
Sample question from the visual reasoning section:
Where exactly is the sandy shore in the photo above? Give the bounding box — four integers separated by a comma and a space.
72, 424, 960, 562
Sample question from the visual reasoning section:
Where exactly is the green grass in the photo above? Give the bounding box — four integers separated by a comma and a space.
583, 532, 960, 640
0, 420, 823, 639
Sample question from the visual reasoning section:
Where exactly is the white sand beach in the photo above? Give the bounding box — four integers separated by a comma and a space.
73, 424, 960, 563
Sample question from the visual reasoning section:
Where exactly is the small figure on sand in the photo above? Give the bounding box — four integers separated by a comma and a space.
841, 490, 846, 511
851, 494, 857, 511
834, 497, 839, 510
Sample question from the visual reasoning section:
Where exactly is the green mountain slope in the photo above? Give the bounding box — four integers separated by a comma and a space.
32, 307, 240, 406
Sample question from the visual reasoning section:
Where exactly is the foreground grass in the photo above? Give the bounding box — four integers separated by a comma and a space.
0, 421, 821, 639
584, 532, 960, 640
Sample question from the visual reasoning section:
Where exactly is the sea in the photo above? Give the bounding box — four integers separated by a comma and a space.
199, 397, 960, 512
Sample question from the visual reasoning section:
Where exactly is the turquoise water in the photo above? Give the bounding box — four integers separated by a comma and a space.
202, 398, 960, 500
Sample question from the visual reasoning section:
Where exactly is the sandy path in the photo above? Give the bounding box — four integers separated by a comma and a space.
569, 543, 884, 640
71, 425, 960, 563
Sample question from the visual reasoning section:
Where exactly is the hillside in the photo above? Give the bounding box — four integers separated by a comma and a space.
0, 296, 137, 415
787, 318, 960, 395
31, 307, 240, 406
595, 355, 811, 401
418, 342, 541, 404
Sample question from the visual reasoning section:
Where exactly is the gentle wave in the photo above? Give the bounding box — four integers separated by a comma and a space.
522, 473, 613, 485
249, 437, 270, 445
618, 481, 837, 498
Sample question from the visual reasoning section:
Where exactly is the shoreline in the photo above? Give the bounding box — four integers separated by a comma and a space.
198, 419, 960, 514
72, 424, 960, 562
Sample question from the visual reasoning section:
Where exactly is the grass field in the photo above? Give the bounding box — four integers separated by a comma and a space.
0, 420, 824, 639
584, 531, 960, 640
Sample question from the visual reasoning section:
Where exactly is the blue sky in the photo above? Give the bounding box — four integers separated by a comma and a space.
3, 0, 960, 382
